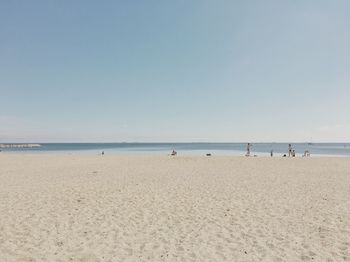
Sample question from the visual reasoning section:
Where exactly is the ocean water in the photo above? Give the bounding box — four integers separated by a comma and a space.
1, 143, 350, 156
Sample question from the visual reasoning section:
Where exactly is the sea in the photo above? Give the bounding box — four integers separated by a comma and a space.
1, 143, 350, 157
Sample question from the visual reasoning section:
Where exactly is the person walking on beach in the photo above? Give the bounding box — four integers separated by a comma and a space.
288, 144, 292, 157
246, 143, 252, 157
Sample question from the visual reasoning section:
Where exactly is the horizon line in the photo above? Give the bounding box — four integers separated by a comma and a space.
1, 141, 350, 144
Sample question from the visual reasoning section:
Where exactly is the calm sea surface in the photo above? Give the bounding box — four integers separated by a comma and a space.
1, 143, 350, 156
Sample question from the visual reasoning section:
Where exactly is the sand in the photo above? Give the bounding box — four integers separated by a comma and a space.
0, 154, 349, 261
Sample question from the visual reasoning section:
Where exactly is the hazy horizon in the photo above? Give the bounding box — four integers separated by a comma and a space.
1, 1, 349, 143
1, 141, 350, 144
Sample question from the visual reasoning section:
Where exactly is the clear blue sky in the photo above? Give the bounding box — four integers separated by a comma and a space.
1, 0, 349, 142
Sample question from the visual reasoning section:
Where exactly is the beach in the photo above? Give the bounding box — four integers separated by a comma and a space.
0, 154, 349, 261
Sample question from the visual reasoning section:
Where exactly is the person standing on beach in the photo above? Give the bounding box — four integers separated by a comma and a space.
288, 144, 292, 157
246, 143, 252, 157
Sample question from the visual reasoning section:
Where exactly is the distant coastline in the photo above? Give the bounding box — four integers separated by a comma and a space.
0, 144, 41, 148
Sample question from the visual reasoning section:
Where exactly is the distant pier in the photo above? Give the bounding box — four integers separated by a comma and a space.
0, 144, 41, 148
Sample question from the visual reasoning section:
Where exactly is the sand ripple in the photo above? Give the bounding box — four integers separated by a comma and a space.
0, 155, 350, 261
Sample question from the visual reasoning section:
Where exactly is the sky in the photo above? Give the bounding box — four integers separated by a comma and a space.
0, 0, 349, 142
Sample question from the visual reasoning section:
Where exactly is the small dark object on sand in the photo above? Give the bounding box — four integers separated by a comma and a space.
206, 153, 212, 156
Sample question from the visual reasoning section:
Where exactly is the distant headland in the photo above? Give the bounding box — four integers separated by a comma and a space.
0, 144, 41, 148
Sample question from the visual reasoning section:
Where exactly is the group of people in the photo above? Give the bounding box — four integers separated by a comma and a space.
100, 146, 312, 157
169, 144, 311, 157
246, 143, 311, 157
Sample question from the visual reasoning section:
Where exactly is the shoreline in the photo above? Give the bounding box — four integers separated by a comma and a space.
1, 151, 350, 158
1, 142, 349, 157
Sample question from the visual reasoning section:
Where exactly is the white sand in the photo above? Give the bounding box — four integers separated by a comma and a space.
0, 155, 349, 261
